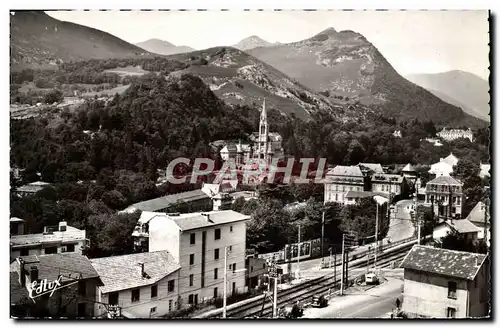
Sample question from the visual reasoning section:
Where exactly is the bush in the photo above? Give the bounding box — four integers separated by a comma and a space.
43, 89, 63, 104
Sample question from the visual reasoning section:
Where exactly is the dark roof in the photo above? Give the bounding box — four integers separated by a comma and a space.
19, 253, 100, 282
91, 251, 180, 294
10, 272, 29, 305
128, 189, 209, 212
326, 165, 364, 177
400, 245, 487, 280
371, 174, 404, 184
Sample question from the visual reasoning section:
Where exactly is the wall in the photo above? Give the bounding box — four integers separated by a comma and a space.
467, 259, 490, 317
95, 271, 180, 318
402, 269, 468, 318
324, 182, 363, 204
11, 241, 85, 259
148, 218, 181, 260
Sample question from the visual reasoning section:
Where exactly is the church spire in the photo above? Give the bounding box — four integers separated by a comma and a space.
260, 98, 267, 123
257, 98, 269, 162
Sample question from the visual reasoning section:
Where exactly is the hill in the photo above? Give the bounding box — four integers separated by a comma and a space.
166, 46, 352, 121
135, 38, 195, 55
10, 11, 150, 71
233, 35, 274, 51
405, 70, 490, 122
246, 27, 486, 128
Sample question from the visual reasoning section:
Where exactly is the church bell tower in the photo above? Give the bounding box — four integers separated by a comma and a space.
257, 99, 269, 162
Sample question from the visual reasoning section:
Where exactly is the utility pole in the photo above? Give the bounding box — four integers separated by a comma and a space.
266, 258, 279, 318
223, 246, 228, 318
375, 203, 379, 268
340, 234, 345, 295
328, 247, 332, 268
333, 248, 337, 284
296, 225, 301, 279
321, 211, 325, 266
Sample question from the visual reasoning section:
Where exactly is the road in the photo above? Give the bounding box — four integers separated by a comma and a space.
303, 270, 404, 318
387, 200, 416, 242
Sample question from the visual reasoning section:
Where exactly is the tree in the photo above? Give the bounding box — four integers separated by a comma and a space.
43, 89, 63, 104
231, 196, 246, 213
452, 159, 480, 181
440, 232, 488, 254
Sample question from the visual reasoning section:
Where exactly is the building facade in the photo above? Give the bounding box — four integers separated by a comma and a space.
400, 245, 489, 318
429, 153, 459, 177
91, 251, 181, 318
370, 174, 409, 197
432, 219, 481, 245
10, 253, 102, 318
148, 210, 249, 306
324, 165, 365, 204
10, 221, 89, 261
437, 128, 473, 142
466, 201, 490, 246
425, 175, 463, 219
15, 181, 51, 197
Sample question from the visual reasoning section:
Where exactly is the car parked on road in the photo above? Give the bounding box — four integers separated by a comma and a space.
365, 273, 379, 285
311, 295, 328, 308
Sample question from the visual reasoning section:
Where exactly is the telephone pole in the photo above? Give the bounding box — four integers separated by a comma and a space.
296, 224, 301, 279
340, 235, 345, 295
266, 258, 279, 318
321, 211, 325, 266
341, 232, 357, 295
375, 203, 379, 268
223, 246, 228, 318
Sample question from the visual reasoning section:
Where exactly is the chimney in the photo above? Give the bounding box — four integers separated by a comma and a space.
30, 266, 39, 282
139, 262, 145, 278
59, 221, 67, 232
475, 257, 479, 267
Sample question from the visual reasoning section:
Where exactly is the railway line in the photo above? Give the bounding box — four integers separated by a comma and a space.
198, 240, 416, 319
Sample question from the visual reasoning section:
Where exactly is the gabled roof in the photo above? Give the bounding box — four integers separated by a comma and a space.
427, 175, 462, 186
326, 165, 364, 177
440, 153, 459, 167
466, 201, 490, 225
358, 163, 384, 174
91, 251, 180, 294
400, 245, 487, 280
371, 174, 404, 184
402, 163, 416, 172
436, 219, 481, 234
11, 226, 86, 248
126, 189, 209, 212
18, 253, 100, 282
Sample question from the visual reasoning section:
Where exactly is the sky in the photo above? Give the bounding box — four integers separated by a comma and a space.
47, 10, 490, 80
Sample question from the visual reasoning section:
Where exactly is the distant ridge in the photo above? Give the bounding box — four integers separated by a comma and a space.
135, 38, 196, 55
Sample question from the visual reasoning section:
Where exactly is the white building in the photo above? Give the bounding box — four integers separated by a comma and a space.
148, 210, 250, 305
466, 201, 490, 246
479, 163, 490, 179
437, 127, 473, 142
92, 251, 181, 318
433, 219, 481, 245
429, 153, 459, 177
10, 221, 89, 260
323, 165, 365, 204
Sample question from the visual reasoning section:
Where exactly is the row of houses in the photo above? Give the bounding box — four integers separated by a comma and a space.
10, 210, 267, 318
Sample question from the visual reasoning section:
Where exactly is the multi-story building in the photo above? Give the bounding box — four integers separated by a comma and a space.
91, 251, 181, 318
358, 163, 385, 175
148, 210, 250, 306
425, 176, 463, 219
245, 252, 268, 290
402, 163, 418, 186
400, 245, 489, 318
10, 221, 89, 261
15, 181, 51, 197
10, 253, 102, 318
323, 165, 365, 204
437, 127, 474, 142
370, 174, 409, 197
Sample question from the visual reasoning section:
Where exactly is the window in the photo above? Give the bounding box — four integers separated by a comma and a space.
232, 282, 236, 295
151, 285, 158, 298
188, 294, 194, 304
20, 248, 29, 256
44, 247, 57, 254
109, 292, 119, 305
168, 280, 175, 292
448, 281, 457, 299
190, 254, 195, 265
447, 307, 456, 318
251, 266, 254, 273
169, 300, 173, 312
78, 281, 86, 296
214, 248, 220, 260
190, 233, 196, 245
195, 294, 198, 305
189, 274, 194, 287
228, 245, 233, 252
214, 268, 218, 280
233, 263, 236, 273
215, 228, 221, 240
229, 264, 232, 270
66, 244, 75, 252
263, 263, 265, 269
214, 287, 218, 298
230, 226, 233, 232
457, 197, 461, 205
131, 289, 140, 302
150, 307, 157, 314
335, 194, 338, 201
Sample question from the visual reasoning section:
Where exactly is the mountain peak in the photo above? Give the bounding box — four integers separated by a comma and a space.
319, 27, 338, 35
134, 39, 195, 55
233, 35, 273, 51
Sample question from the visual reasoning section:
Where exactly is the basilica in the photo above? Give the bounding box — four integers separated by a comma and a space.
219, 100, 284, 165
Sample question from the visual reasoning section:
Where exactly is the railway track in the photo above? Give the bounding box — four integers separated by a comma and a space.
200, 242, 414, 318
231, 249, 409, 318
